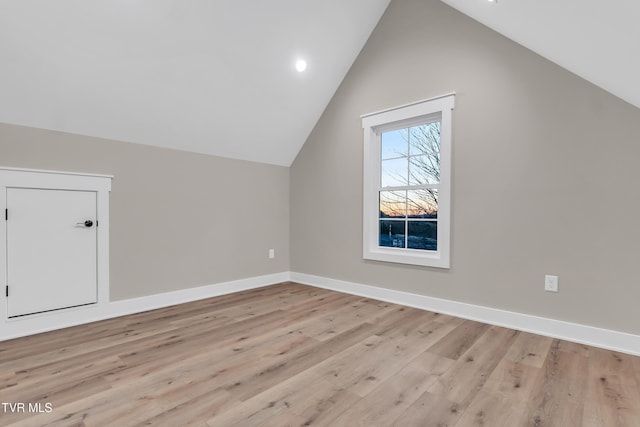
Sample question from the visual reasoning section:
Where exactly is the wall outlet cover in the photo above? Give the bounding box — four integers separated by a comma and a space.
545, 275, 559, 292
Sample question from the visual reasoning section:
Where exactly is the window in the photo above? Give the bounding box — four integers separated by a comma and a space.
362, 94, 454, 268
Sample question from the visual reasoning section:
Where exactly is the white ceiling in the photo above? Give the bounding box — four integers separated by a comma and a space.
0, 0, 390, 166
440, 0, 640, 111
1, 1, 638, 166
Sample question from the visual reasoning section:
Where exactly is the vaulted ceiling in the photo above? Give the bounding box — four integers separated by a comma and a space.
0, 0, 390, 166
441, 0, 640, 112
1, 1, 638, 166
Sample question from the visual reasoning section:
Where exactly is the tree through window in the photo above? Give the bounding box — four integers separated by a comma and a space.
379, 121, 440, 251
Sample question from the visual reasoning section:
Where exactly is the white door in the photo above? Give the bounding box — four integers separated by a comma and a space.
6, 188, 98, 317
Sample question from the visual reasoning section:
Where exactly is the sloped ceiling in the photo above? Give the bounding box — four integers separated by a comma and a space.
440, 0, 640, 111
1, 1, 638, 167
0, 0, 390, 166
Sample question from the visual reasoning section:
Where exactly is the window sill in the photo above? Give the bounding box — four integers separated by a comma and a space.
363, 246, 450, 269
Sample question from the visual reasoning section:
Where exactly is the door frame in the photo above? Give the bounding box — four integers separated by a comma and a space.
0, 167, 112, 337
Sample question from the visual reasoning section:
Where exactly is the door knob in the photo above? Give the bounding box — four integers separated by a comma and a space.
76, 220, 94, 227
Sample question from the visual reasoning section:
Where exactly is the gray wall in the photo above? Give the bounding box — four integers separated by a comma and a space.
290, 0, 640, 334
0, 123, 289, 301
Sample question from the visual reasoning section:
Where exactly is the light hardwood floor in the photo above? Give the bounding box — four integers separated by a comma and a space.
1, 282, 639, 426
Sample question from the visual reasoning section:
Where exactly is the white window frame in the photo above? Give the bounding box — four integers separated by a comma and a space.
362, 93, 454, 268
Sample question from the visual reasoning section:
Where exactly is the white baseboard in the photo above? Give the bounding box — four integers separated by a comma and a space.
5, 270, 639, 357
290, 272, 640, 356
0, 272, 290, 341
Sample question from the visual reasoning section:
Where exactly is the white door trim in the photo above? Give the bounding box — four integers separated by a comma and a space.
0, 167, 112, 330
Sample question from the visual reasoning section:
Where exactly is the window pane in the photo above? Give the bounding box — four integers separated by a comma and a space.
381, 158, 408, 187
381, 128, 408, 160
407, 221, 437, 250
409, 154, 439, 185
407, 189, 437, 218
409, 122, 440, 156
379, 191, 406, 218
379, 220, 406, 248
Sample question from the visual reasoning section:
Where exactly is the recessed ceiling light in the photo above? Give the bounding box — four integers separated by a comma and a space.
295, 59, 307, 73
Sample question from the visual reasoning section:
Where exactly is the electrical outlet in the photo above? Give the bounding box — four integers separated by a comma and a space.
544, 275, 558, 292
268, 249, 275, 259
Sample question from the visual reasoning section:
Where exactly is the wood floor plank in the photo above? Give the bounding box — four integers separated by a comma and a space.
1, 355, 122, 401
226, 370, 361, 427
1, 374, 113, 426
224, 322, 377, 402
0, 324, 179, 378
634, 354, 640, 391
504, 331, 554, 368
329, 352, 452, 426
24, 351, 240, 427
483, 357, 542, 403
140, 388, 238, 427
427, 326, 519, 408
391, 391, 463, 427
521, 339, 589, 427
314, 311, 455, 398
1, 282, 639, 427
294, 298, 394, 341
426, 320, 491, 360
582, 347, 640, 427
279, 381, 361, 427
207, 369, 348, 427
0, 284, 294, 362
454, 390, 526, 427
